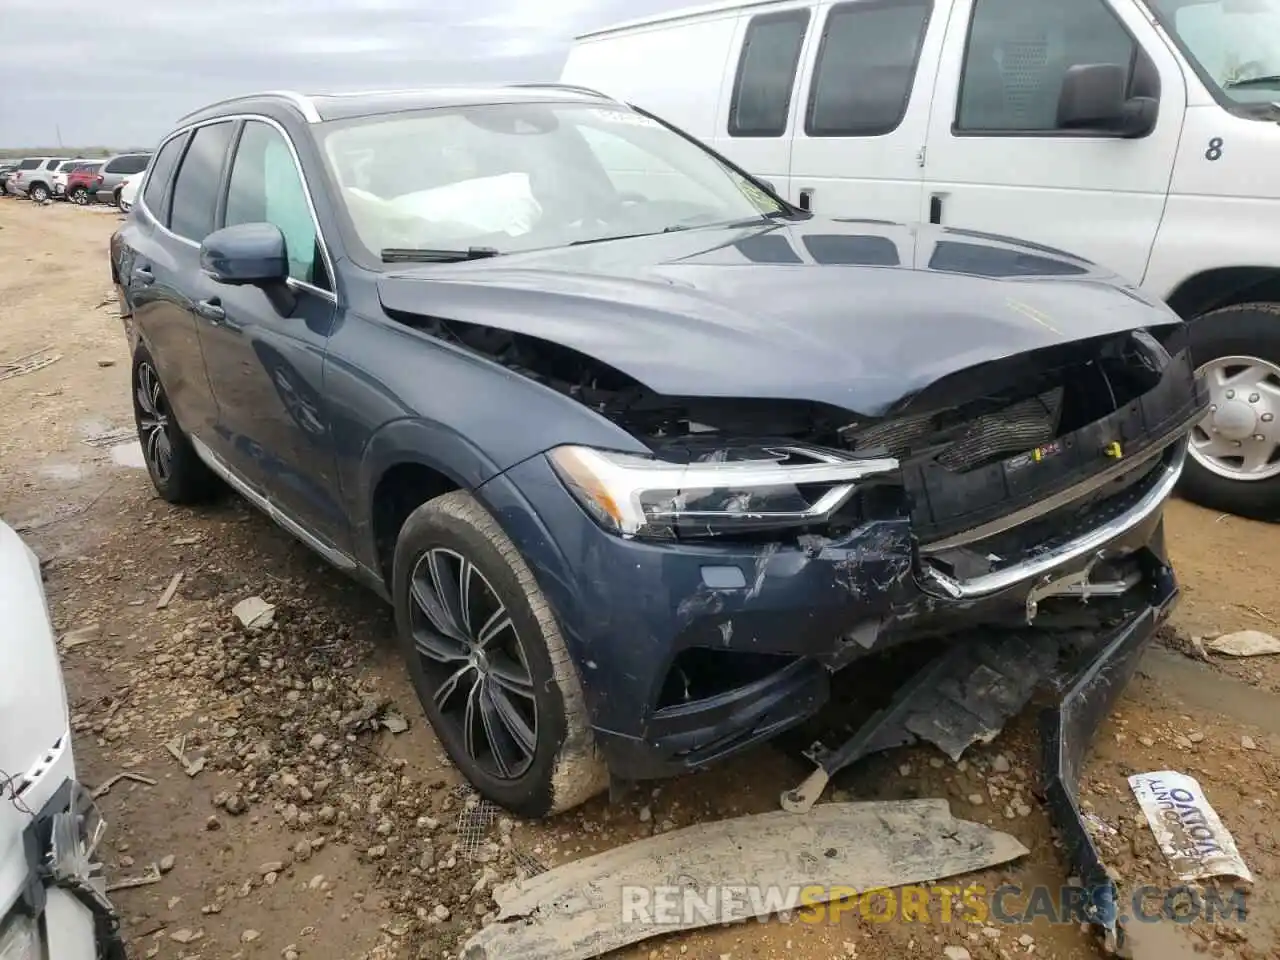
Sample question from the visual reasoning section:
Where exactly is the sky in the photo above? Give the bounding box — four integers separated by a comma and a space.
0, 0, 693, 149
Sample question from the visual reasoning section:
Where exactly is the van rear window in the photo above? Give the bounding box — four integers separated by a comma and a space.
729, 10, 810, 138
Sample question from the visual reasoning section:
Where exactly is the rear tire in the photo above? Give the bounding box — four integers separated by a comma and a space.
392, 490, 607, 818
1179, 303, 1280, 522
69, 186, 88, 205
131, 346, 220, 504
29, 183, 49, 203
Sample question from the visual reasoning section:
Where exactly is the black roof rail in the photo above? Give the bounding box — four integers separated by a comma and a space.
504, 82, 613, 100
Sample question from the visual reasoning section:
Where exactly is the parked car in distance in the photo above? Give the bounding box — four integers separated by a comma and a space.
50, 159, 92, 199
7, 157, 69, 200
63, 163, 104, 205
0, 516, 125, 960
563, 0, 1280, 520
95, 152, 150, 204
111, 86, 1205, 819
118, 172, 143, 211
0, 163, 17, 194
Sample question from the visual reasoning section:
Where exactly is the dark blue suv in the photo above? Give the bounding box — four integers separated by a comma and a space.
111, 85, 1204, 818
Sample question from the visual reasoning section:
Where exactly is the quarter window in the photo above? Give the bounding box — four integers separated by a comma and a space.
729, 10, 810, 137
956, 0, 1138, 132
169, 121, 235, 241
224, 120, 324, 288
143, 135, 185, 219
806, 0, 932, 137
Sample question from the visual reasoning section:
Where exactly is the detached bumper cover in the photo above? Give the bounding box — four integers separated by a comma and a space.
19, 779, 125, 960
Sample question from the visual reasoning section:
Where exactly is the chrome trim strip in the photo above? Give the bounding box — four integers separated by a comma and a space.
176, 90, 320, 124
189, 435, 356, 571
920, 440, 1186, 601
138, 113, 338, 305
920, 425, 1186, 554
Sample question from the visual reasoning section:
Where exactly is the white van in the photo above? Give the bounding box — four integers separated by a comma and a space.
562, 0, 1280, 519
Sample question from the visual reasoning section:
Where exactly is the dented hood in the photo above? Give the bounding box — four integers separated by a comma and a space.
377, 218, 1182, 416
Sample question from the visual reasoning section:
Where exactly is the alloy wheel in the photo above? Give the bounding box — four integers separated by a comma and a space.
30, 185, 48, 202
1189, 355, 1280, 482
70, 187, 88, 205
135, 361, 175, 483
409, 547, 539, 779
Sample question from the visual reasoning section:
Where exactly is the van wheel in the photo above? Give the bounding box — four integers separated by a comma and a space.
131, 346, 220, 503
1180, 303, 1280, 521
392, 490, 608, 818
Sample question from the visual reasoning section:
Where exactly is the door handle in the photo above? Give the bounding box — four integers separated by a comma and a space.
798, 188, 814, 212
929, 194, 944, 225
195, 298, 225, 324
131, 266, 154, 286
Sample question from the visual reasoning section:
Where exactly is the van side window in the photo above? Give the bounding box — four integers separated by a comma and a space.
729, 10, 810, 137
956, 0, 1137, 132
806, 0, 931, 137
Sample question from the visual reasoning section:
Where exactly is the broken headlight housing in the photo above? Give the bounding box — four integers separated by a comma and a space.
547, 443, 898, 539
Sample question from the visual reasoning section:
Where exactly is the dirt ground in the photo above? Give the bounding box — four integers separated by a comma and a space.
2, 199, 1278, 960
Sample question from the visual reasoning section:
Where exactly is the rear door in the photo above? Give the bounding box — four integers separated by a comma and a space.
127, 124, 234, 441
787, 0, 943, 220
919, 0, 1185, 283
711, 6, 816, 200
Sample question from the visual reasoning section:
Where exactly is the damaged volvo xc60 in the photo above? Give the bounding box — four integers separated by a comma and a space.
111, 86, 1206, 839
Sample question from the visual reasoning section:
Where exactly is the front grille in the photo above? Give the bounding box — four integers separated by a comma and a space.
845, 387, 1063, 472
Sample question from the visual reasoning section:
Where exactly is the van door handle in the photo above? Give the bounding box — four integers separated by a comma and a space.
798, 188, 814, 212
929, 194, 944, 225
195, 298, 225, 324
131, 266, 154, 286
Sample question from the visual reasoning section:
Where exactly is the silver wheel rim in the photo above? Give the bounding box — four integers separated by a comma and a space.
135, 361, 174, 482
1189, 354, 1280, 482
409, 547, 539, 779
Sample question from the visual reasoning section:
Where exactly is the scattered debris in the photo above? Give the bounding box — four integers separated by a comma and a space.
457, 798, 500, 862
1241, 735, 1257, 751
156, 570, 184, 609
159, 854, 176, 874
1206, 630, 1280, 658
232, 595, 276, 630
106, 864, 163, 892
381, 710, 409, 734
1129, 771, 1253, 882
0, 351, 61, 383
169, 928, 202, 944
461, 799, 1027, 960
82, 427, 136, 448
164, 735, 206, 777
91, 771, 157, 799
97, 358, 116, 368
60, 623, 102, 650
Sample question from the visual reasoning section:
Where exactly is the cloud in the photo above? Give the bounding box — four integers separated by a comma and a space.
0, 0, 693, 147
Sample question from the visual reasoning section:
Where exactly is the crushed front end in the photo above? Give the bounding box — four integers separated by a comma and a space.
485, 322, 1205, 800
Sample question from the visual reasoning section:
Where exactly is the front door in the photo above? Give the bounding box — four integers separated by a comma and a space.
920, 0, 1186, 284
194, 119, 349, 553
786, 0, 944, 221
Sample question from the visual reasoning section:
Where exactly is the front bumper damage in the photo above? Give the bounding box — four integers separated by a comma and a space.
18, 780, 125, 960
780, 538, 1179, 957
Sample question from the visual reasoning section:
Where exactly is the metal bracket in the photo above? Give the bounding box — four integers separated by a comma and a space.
1024, 553, 1139, 623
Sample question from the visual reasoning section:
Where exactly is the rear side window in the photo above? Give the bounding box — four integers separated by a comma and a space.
729, 10, 810, 137
143, 135, 185, 218
18, 159, 40, 170
169, 122, 235, 241
119, 154, 150, 174
44, 159, 62, 170
806, 0, 931, 137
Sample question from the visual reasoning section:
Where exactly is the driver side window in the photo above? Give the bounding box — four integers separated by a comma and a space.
225, 121, 327, 289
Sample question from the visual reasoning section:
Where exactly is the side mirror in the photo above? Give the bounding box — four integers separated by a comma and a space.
1057, 63, 1158, 138
200, 222, 288, 285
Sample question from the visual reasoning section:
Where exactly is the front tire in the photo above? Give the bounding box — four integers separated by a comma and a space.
69, 186, 89, 205
1180, 303, 1280, 521
131, 347, 219, 504
392, 491, 607, 818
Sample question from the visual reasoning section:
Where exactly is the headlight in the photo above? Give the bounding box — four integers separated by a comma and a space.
547, 443, 898, 539
0, 914, 39, 960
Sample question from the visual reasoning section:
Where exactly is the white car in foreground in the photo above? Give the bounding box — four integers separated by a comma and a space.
118, 174, 142, 212
0, 518, 123, 960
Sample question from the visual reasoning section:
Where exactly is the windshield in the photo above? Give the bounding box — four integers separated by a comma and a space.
317, 102, 785, 261
1147, 0, 1280, 104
